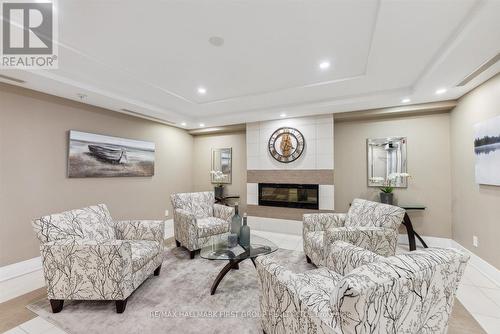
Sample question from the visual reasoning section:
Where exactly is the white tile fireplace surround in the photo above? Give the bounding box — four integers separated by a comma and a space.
246, 115, 335, 218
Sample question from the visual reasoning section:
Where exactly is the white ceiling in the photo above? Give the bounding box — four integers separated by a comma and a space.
1, 0, 500, 129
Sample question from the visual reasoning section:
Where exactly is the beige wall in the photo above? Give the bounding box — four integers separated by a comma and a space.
450, 74, 500, 270
0, 84, 194, 266
192, 132, 247, 213
334, 113, 452, 238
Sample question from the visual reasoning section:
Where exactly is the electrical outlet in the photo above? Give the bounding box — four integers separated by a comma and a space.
473, 235, 479, 248
164, 209, 169, 218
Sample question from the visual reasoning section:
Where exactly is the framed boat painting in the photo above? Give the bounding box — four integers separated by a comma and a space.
474, 115, 500, 186
68, 130, 155, 178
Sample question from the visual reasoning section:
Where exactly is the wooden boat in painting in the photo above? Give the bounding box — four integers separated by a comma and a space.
88, 145, 127, 163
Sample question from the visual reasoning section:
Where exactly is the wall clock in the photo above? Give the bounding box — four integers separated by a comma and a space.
268, 127, 305, 163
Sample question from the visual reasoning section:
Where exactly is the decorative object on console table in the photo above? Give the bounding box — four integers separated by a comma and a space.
231, 203, 242, 237
214, 184, 224, 198
239, 213, 250, 247
474, 115, 500, 186
379, 189, 394, 205
371, 173, 411, 205
210, 170, 225, 198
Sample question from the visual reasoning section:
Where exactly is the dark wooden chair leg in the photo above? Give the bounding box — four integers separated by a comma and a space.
189, 250, 195, 259
116, 299, 128, 313
306, 255, 311, 263
49, 299, 64, 313
154, 265, 161, 276
175, 239, 181, 247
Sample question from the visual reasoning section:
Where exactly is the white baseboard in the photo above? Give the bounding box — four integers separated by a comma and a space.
397, 233, 500, 287
0, 256, 42, 282
450, 240, 500, 288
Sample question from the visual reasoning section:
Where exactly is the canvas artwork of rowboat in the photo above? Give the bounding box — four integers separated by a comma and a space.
88, 144, 128, 164
68, 130, 155, 177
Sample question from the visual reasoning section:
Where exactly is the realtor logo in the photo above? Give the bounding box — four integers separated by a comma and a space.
1, 0, 58, 68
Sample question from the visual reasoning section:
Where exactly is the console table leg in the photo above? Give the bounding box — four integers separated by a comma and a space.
414, 231, 429, 248
403, 213, 417, 251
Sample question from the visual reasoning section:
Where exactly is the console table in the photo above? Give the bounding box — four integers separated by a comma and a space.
215, 195, 240, 206
399, 204, 428, 251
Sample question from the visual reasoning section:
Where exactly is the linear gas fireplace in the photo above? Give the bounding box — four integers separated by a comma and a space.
258, 183, 319, 210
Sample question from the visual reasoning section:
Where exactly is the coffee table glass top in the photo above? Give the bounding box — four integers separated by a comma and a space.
200, 234, 278, 261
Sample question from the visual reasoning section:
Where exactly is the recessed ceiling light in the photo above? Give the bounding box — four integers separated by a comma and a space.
280, 113, 287, 118
319, 61, 330, 70
180, 122, 187, 126
435, 88, 447, 95
401, 98, 411, 103
199, 123, 205, 127
197, 87, 207, 95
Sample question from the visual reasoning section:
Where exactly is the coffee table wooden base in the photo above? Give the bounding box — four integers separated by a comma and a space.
210, 257, 257, 295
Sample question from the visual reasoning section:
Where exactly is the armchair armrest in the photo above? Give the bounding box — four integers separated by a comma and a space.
39, 239, 134, 300
325, 241, 383, 275
303, 213, 346, 235
115, 220, 165, 245
213, 204, 234, 222
325, 226, 398, 257
173, 208, 198, 249
255, 255, 337, 334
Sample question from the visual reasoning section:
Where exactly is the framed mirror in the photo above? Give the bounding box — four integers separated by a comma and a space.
211, 148, 232, 184
367, 137, 407, 187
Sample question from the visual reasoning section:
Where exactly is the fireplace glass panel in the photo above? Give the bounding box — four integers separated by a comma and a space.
258, 183, 319, 209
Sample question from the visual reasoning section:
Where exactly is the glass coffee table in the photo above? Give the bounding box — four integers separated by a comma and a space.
200, 234, 278, 295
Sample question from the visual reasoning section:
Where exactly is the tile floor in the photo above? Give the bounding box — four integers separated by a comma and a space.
3, 229, 500, 334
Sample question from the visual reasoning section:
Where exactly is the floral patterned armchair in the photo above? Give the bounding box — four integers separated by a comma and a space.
170, 191, 234, 259
303, 198, 405, 265
32, 204, 164, 314
256, 241, 469, 334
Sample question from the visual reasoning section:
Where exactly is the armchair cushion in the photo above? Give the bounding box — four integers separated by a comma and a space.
197, 217, 230, 238
345, 198, 405, 230
325, 226, 398, 257
33, 204, 115, 243
325, 241, 383, 275
130, 240, 161, 272
115, 220, 165, 247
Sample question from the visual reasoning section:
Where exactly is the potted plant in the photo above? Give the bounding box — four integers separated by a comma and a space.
210, 170, 225, 198
371, 173, 411, 205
